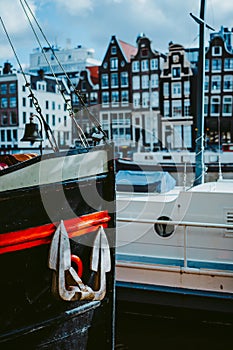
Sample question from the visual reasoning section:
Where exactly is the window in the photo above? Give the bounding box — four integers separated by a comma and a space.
142, 75, 149, 89
212, 59, 222, 71
10, 111, 17, 125
111, 46, 117, 54
101, 74, 109, 88
172, 66, 181, 78
212, 46, 222, 56
64, 116, 67, 127
184, 99, 190, 116
204, 96, 208, 115
132, 61, 140, 72
52, 101, 56, 110
1, 114, 8, 125
102, 92, 109, 105
121, 72, 128, 87
205, 59, 209, 71
110, 58, 118, 70
112, 91, 119, 105
111, 73, 118, 87
172, 100, 182, 117
37, 82, 46, 91
133, 76, 140, 89
184, 81, 190, 95
1, 98, 8, 108
163, 82, 169, 97
172, 82, 181, 97
23, 111, 26, 124
9, 97, 17, 108
211, 75, 221, 91
9, 83, 16, 94
174, 125, 182, 148
81, 81, 86, 90
151, 74, 158, 88
224, 58, 233, 70
164, 101, 170, 117
150, 59, 158, 70
52, 115, 55, 126
223, 96, 232, 115
121, 91, 129, 105
90, 92, 98, 103
133, 93, 140, 108
205, 76, 209, 91
211, 96, 220, 115
1, 130, 5, 141
0, 84, 7, 94
141, 48, 148, 57
7, 130, 11, 142
151, 91, 159, 108
141, 60, 149, 71
45, 100, 49, 109
142, 92, 149, 108
183, 125, 192, 148
223, 75, 233, 90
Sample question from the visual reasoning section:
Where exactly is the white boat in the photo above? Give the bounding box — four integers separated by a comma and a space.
116, 172, 233, 312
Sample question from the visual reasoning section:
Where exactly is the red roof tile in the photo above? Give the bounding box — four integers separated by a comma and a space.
118, 40, 137, 62
86, 66, 99, 85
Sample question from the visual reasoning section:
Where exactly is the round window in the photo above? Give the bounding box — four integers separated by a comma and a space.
154, 216, 174, 238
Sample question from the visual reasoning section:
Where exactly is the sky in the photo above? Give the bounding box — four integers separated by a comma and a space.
0, 0, 233, 70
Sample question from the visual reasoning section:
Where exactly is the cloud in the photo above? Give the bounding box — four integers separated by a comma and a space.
47, 0, 94, 15
1, 0, 233, 66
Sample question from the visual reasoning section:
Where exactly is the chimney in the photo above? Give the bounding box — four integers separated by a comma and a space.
38, 69, 44, 80
3, 62, 12, 74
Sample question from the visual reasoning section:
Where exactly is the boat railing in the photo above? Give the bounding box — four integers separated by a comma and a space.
117, 217, 233, 272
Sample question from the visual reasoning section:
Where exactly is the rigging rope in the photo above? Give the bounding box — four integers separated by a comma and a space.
21, 0, 108, 143
0, 16, 59, 152
20, 0, 89, 148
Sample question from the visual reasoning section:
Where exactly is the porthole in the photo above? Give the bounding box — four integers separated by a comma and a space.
154, 216, 174, 238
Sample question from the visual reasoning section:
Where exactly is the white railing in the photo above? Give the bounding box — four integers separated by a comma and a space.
117, 217, 233, 270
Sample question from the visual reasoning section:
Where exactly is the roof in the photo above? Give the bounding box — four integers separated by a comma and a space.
118, 40, 137, 62
86, 66, 99, 85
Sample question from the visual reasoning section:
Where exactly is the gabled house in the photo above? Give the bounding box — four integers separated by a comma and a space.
160, 42, 195, 150
0, 62, 71, 151
205, 28, 233, 147
98, 35, 137, 146
71, 66, 99, 140
131, 33, 164, 151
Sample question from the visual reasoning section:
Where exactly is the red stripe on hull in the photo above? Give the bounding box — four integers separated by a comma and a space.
0, 211, 111, 254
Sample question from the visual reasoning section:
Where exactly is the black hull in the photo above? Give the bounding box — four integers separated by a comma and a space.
0, 145, 116, 349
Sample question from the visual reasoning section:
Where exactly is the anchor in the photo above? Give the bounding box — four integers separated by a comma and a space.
48, 220, 111, 301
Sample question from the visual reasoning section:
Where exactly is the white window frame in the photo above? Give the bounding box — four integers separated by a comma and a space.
132, 61, 140, 72
133, 76, 140, 90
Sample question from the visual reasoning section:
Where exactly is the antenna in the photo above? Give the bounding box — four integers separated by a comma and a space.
20, 0, 108, 143
0, 16, 59, 153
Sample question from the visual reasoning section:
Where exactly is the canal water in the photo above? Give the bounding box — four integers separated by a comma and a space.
115, 301, 232, 350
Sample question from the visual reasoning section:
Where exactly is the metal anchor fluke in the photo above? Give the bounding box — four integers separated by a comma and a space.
48, 221, 111, 302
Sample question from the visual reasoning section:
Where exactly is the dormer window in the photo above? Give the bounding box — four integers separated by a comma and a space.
111, 46, 117, 55
172, 66, 181, 78
37, 81, 46, 91
141, 48, 148, 57
212, 46, 222, 56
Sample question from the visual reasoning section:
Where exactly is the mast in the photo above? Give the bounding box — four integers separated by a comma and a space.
194, 0, 206, 185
